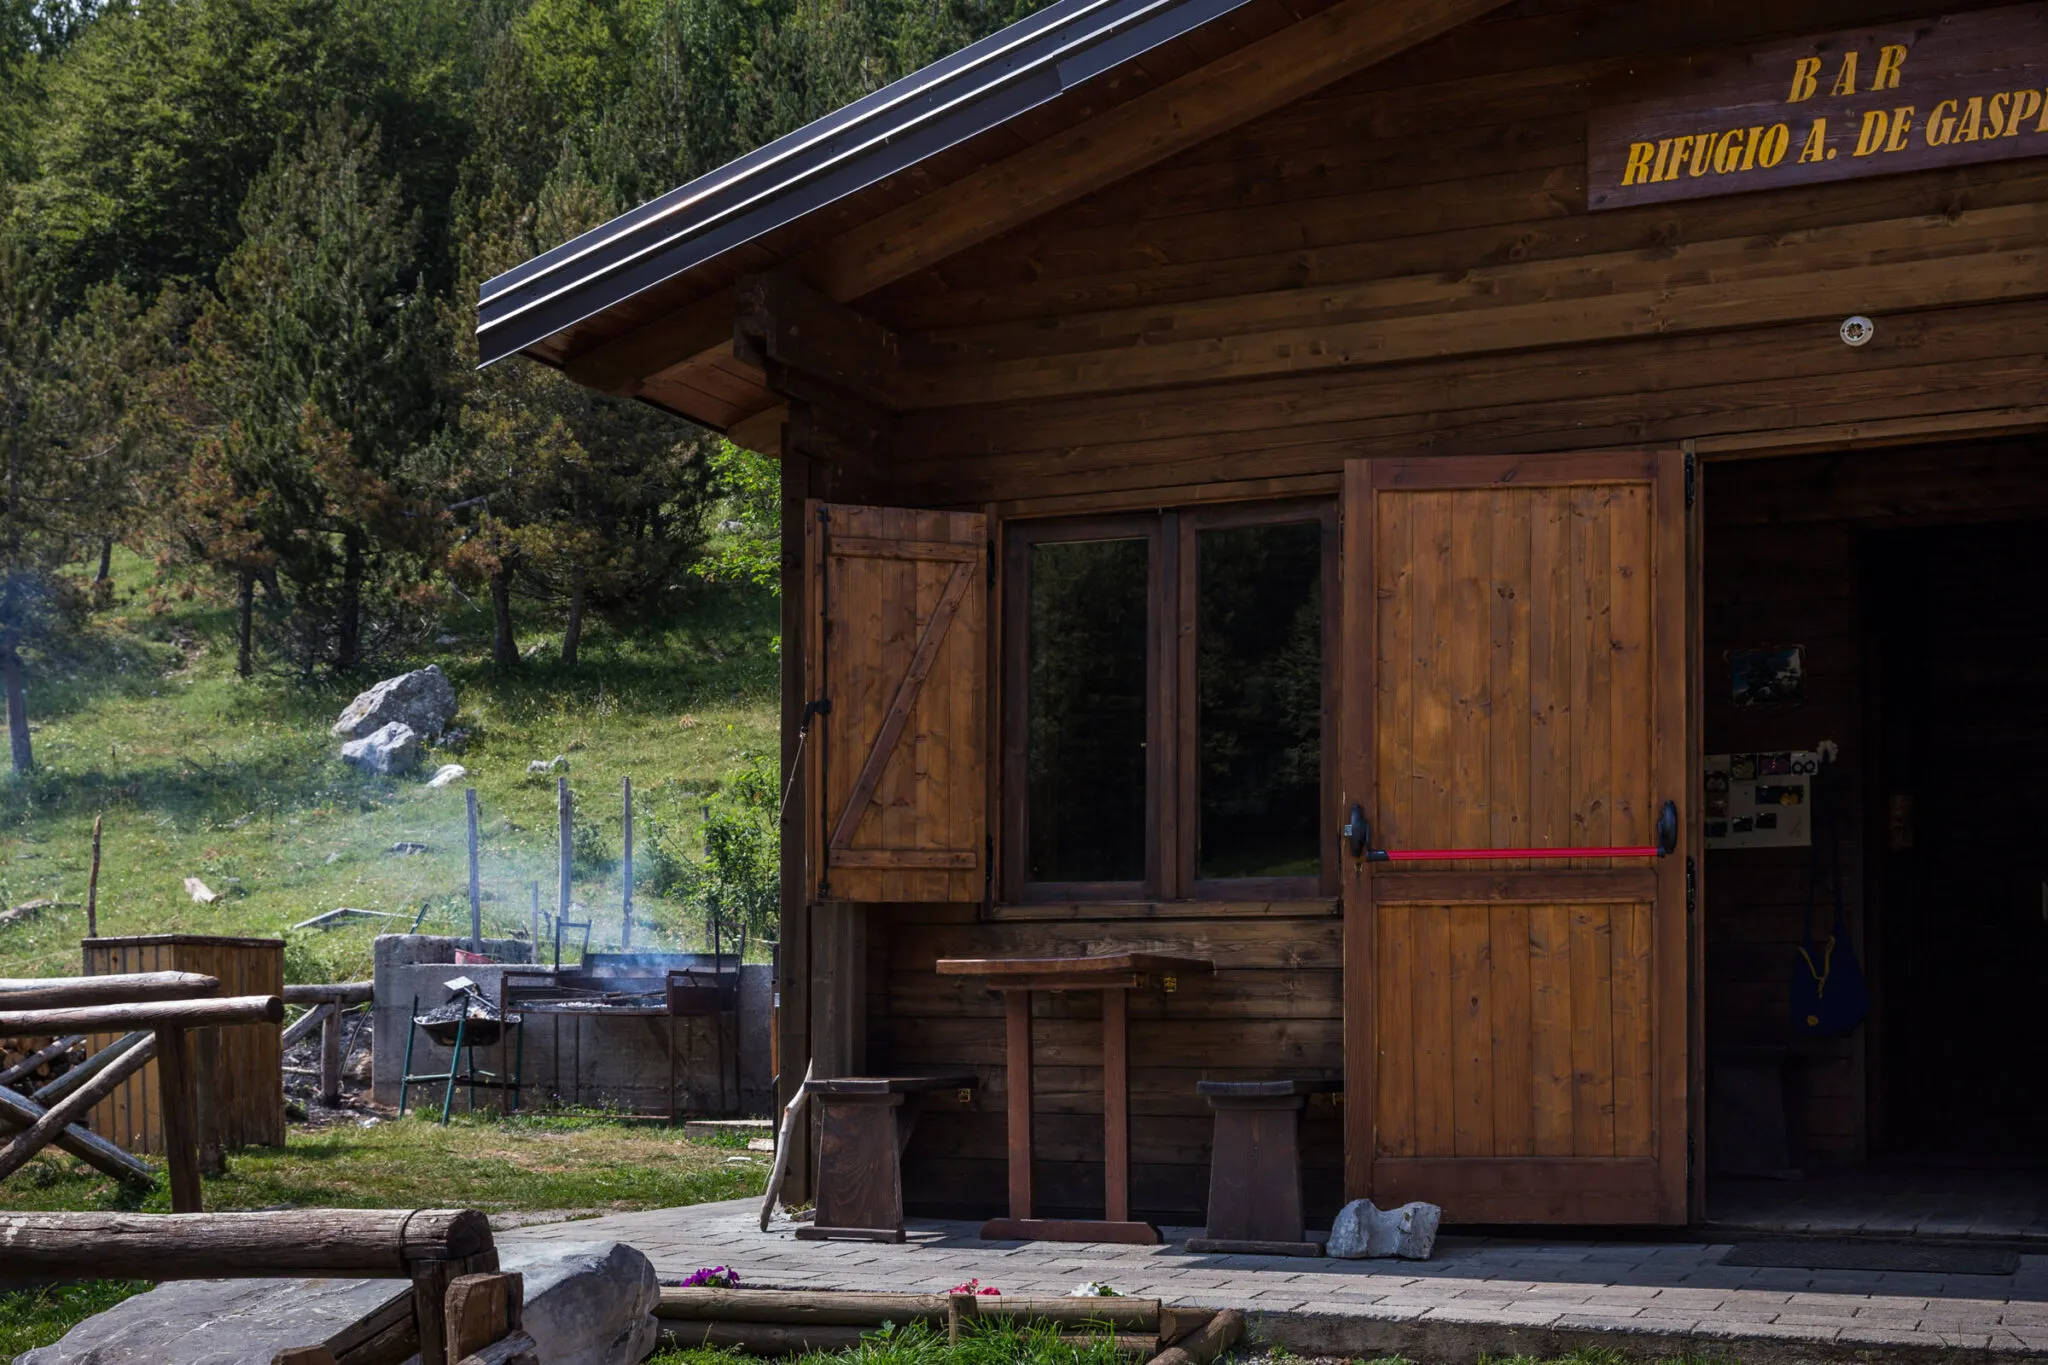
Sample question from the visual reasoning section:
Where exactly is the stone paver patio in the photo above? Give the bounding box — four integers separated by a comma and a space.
505, 1199, 2048, 1362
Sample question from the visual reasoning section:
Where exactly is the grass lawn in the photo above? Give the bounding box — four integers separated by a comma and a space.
0, 1113, 769, 1356
0, 1108, 768, 1215
646, 1327, 1734, 1365
0, 547, 781, 984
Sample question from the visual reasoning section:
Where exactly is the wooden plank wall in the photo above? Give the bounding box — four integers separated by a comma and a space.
871, 904, 1344, 1223
82, 936, 285, 1155
789, 0, 2048, 1216
844, 0, 2047, 508
1701, 442, 2048, 1168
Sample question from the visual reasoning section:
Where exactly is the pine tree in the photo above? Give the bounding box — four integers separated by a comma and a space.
0, 242, 171, 773
441, 149, 712, 669
177, 108, 449, 676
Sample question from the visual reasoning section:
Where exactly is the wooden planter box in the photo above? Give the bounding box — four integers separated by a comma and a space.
82, 935, 286, 1155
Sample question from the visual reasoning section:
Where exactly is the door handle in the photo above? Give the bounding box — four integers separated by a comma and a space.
1341, 805, 1385, 861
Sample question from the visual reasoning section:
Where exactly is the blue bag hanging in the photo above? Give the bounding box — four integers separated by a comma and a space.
1790, 754, 1868, 1039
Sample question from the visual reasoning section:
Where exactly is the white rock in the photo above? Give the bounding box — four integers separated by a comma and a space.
498, 1240, 659, 1365
340, 722, 420, 776
331, 666, 458, 741
1325, 1198, 1441, 1260
426, 763, 468, 788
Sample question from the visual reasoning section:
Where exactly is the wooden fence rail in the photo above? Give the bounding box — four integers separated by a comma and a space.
0, 972, 220, 1010
3, 1209, 499, 1365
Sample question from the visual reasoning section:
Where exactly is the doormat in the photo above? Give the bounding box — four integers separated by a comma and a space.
1721, 1241, 2020, 1276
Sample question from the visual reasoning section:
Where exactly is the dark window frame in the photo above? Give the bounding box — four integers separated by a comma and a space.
1000, 499, 1338, 904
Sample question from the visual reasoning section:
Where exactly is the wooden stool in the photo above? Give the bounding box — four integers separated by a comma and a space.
798, 1074, 976, 1243
1186, 1078, 1338, 1256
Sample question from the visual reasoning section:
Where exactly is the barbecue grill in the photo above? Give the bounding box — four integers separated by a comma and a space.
501, 951, 744, 1118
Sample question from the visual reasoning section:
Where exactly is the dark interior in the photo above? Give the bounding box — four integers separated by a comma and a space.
1703, 439, 2048, 1230
1869, 518, 2048, 1166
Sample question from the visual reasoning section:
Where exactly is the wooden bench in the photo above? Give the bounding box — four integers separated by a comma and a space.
798, 1074, 976, 1244
1185, 1078, 1339, 1257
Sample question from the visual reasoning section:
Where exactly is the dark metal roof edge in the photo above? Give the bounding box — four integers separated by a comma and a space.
475, 0, 1263, 367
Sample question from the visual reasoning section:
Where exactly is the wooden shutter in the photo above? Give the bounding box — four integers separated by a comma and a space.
1339, 453, 1690, 1224
805, 502, 988, 903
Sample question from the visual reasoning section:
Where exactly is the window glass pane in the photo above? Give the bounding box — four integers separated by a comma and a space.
1027, 537, 1149, 883
1197, 521, 1322, 880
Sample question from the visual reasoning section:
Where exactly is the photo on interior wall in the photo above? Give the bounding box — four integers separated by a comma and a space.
1728, 645, 1805, 707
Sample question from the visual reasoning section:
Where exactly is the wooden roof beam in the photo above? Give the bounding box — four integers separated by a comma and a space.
802, 0, 1516, 302
736, 272, 905, 410
554, 0, 1513, 398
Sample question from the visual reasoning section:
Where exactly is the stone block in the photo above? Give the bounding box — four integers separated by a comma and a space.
498, 1241, 659, 1365
1326, 1199, 1442, 1260
333, 665, 459, 740
17, 1277, 408, 1364
341, 722, 421, 776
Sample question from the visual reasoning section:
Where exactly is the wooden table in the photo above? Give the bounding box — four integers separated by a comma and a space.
936, 952, 1212, 1244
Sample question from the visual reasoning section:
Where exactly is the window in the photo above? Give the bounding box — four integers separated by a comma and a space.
1002, 502, 1336, 903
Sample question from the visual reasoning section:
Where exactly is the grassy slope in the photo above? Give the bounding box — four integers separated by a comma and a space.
1, 549, 780, 984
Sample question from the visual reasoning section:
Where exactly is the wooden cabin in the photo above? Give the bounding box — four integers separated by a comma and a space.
480, 0, 2048, 1230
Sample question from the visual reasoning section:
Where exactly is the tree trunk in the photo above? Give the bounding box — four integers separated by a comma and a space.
0, 639, 30, 776
337, 536, 363, 673
95, 538, 113, 583
236, 570, 254, 678
491, 568, 518, 669
561, 572, 586, 666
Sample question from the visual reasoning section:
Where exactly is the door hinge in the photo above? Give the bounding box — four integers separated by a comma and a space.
1683, 450, 1697, 509
802, 697, 831, 725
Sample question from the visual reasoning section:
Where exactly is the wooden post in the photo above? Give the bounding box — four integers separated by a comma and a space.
466, 787, 482, 955
154, 1025, 203, 1212
320, 1004, 343, 1107
445, 1271, 522, 1361
621, 776, 633, 949
1102, 987, 1129, 1224
1005, 989, 1032, 1220
86, 815, 101, 938
556, 779, 572, 928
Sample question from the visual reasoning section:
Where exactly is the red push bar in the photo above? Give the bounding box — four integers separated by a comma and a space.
1380, 844, 1662, 861
1343, 801, 1679, 862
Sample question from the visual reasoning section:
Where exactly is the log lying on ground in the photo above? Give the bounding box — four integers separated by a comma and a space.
658, 1322, 1158, 1356
0, 1064, 155, 1185
455, 1331, 538, 1365
0, 972, 220, 1011
0, 1208, 494, 1279
285, 983, 374, 1006
1144, 1308, 1243, 1365
655, 1288, 1163, 1330
0, 994, 284, 1038
0, 1032, 158, 1183
0, 1034, 85, 1087
284, 1002, 335, 1049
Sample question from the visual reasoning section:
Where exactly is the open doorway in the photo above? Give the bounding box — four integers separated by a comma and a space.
1701, 440, 2048, 1239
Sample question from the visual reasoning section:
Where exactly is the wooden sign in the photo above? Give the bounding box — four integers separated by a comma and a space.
1589, 4, 2048, 209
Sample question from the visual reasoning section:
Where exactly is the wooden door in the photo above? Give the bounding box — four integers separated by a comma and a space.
1339, 453, 1689, 1224
804, 502, 988, 904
